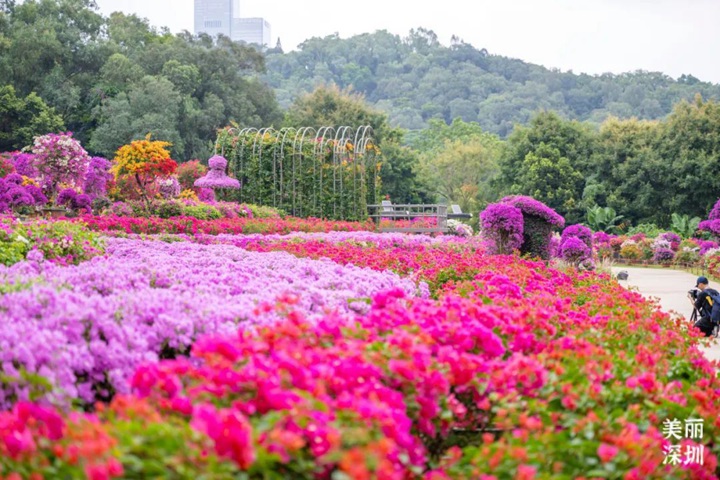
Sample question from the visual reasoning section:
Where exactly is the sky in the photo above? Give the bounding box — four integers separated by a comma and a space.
95, 0, 720, 84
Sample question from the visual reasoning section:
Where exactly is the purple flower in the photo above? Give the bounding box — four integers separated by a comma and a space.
559, 236, 591, 265
500, 195, 565, 228
83, 157, 113, 199
72, 194, 92, 213
194, 155, 240, 190
561, 224, 593, 249
658, 232, 681, 245
11, 153, 38, 178
3, 186, 34, 207
653, 247, 675, 263
592, 231, 612, 245
480, 203, 524, 255
4, 173, 23, 186
698, 240, 718, 255
198, 188, 216, 202
23, 185, 47, 206
56, 188, 77, 207
158, 176, 181, 199
709, 199, 720, 221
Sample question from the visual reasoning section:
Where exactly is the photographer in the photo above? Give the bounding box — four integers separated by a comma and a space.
688, 276, 719, 336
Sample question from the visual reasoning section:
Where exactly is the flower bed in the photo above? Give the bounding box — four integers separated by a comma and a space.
1, 252, 718, 478
0, 237, 423, 409
71, 214, 375, 235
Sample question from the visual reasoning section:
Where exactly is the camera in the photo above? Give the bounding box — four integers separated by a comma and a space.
689, 288, 700, 299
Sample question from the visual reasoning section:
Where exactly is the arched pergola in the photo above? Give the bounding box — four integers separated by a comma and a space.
214, 126, 379, 221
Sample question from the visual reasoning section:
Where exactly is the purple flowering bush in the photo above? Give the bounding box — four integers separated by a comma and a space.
10, 152, 37, 178
653, 247, 675, 264
55, 188, 92, 214
558, 236, 592, 266
479, 203, 524, 255
158, 176, 181, 199
194, 155, 240, 190
0, 174, 47, 214
500, 195, 565, 260
83, 156, 113, 199
32, 132, 90, 198
0, 237, 424, 408
561, 224, 593, 249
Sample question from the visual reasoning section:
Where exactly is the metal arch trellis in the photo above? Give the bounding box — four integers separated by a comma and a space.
214, 125, 378, 221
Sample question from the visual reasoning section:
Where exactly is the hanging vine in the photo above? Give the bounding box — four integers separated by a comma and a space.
215, 126, 380, 221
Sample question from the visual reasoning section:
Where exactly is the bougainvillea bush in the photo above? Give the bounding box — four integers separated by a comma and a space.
1, 237, 719, 478
480, 203, 523, 255
0, 217, 103, 266
0, 237, 423, 408
500, 196, 565, 260
31, 133, 90, 199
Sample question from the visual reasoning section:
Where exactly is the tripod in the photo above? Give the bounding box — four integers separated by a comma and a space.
691, 307, 720, 338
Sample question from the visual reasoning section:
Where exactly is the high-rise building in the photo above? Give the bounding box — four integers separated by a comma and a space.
194, 0, 272, 47
232, 18, 271, 46
194, 0, 235, 38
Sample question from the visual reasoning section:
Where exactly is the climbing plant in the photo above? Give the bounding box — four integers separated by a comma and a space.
215, 126, 380, 221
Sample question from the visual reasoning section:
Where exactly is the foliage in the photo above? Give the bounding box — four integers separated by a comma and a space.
216, 128, 378, 221
177, 160, 207, 191
0, 1, 281, 158
671, 213, 701, 239
112, 137, 178, 202
265, 29, 720, 136
0, 85, 64, 151
586, 205, 625, 234
2, 236, 719, 477
0, 217, 104, 266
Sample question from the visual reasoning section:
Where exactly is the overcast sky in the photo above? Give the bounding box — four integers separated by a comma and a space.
95, 0, 720, 84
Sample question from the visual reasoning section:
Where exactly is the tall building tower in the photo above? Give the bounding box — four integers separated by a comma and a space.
194, 0, 235, 38
194, 0, 272, 47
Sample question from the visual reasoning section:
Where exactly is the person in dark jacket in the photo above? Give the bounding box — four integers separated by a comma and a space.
689, 276, 719, 336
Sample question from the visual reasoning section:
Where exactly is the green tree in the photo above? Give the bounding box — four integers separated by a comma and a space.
513, 143, 585, 222
90, 76, 183, 157
0, 85, 64, 150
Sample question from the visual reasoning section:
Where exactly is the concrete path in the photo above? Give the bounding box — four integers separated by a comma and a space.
611, 266, 720, 362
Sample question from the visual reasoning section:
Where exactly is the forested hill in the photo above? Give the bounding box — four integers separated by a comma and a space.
264, 28, 720, 136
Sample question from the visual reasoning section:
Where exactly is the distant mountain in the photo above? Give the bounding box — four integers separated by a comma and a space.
264, 28, 720, 136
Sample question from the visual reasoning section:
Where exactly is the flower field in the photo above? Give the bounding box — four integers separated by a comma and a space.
1, 221, 720, 479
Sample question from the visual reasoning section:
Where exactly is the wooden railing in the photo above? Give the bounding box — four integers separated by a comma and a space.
367, 204, 448, 233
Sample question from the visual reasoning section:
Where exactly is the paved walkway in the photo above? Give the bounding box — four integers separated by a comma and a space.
611, 266, 720, 362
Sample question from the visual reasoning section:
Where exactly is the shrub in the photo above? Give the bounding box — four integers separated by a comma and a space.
627, 223, 661, 238
653, 247, 675, 263
500, 195, 564, 260
112, 137, 178, 203
559, 236, 592, 266
176, 160, 207, 191
84, 156, 113, 199
561, 224, 593, 249
154, 200, 184, 219
0, 218, 104, 266
183, 204, 222, 220
31, 132, 90, 198
619, 241, 642, 261
479, 203, 524, 255
675, 248, 700, 266
158, 176, 181, 199
0, 152, 16, 177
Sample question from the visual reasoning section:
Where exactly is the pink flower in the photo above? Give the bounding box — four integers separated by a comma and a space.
598, 443, 619, 463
